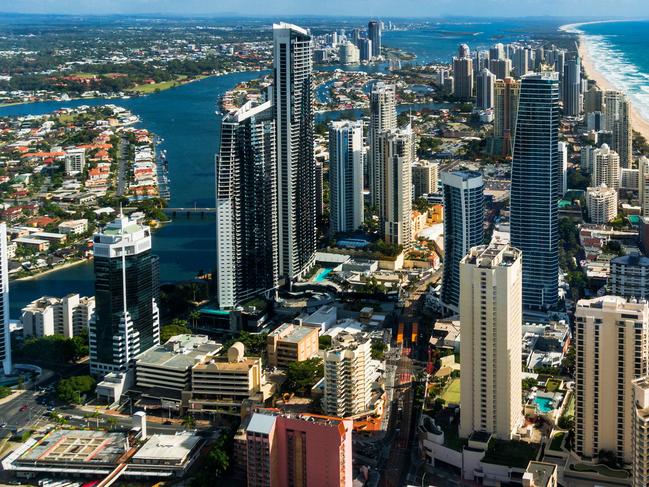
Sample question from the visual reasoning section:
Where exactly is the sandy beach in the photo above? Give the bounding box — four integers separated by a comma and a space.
567, 23, 649, 141
12, 257, 90, 282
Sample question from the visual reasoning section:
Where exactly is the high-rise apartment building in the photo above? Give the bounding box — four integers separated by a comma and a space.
632, 378, 649, 486
459, 243, 523, 439
510, 72, 560, 310
411, 160, 439, 198
492, 77, 520, 156
574, 296, 649, 464
512, 47, 530, 77
368, 82, 397, 211
476, 68, 496, 110
216, 101, 278, 309
586, 184, 618, 224
273, 23, 316, 281
64, 148, 86, 174
584, 84, 604, 115
640, 156, 649, 218
368, 20, 381, 59
489, 43, 505, 61
489, 58, 512, 81
89, 215, 160, 376
0, 223, 11, 376
380, 126, 414, 249
21, 294, 95, 338
244, 410, 353, 487
329, 120, 364, 236
558, 141, 568, 196
562, 57, 582, 117
453, 44, 474, 99
359, 38, 372, 62
322, 331, 372, 417
591, 143, 620, 190
604, 90, 633, 168
339, 41, 360, 64
441, 171, 485, 312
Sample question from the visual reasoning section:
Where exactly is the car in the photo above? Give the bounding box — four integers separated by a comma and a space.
0, 423, 7, 428
19, 404, 28, 412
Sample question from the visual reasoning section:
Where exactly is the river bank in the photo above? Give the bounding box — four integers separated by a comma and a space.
12, 257, 90, 282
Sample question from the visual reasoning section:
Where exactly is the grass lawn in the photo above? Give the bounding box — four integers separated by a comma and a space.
483, 439, 539, 469
564, 393, 575, 417
545, 378, 562, 392
58, 114, 75, 123
548, 432, 565, 451
571, 463, 630, 479
68, 72, 97, 78
440, 378, 460, 404
127, 75, 189, 94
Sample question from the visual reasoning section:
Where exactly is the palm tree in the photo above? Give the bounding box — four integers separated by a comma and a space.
189, 310, 200, 328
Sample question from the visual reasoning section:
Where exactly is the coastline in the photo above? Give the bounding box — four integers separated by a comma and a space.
12, 257, 90, 282
567, 21, 649, 142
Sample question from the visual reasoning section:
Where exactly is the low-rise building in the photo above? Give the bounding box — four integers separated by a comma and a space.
13, 237, 49, 252
522, 461, 558, 487
609, 252, 649, 300
21, 293, 95, 338
267, 322, 319, 368
183, 342, 264, 413
58, 218, 89, 235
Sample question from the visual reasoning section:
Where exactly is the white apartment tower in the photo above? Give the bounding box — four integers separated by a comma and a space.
574, 296, 649, 465
380, 126, 414, 249
329, 120, 364, 236
21, 294, 95, 338
64, 148, 86, 174
586, 184, 618, 224
322, 331, 373, 417
459, 242, 523, 439
369, 82, 397, 211
640, 156, 649, 218
273, 23, 316, 282
476, 68, 496, 110
0, 224, 11, 375
591, 143, 621, 190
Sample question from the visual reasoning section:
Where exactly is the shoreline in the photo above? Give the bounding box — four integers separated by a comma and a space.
568, 21, 649, 142
11, 257, 91, 282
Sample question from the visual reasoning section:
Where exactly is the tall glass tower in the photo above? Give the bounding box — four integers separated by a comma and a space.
216, 101, 278, 309
510, 72, 560, 310
273, 22, 316, 282
90, 215, 160, 376
441, 171, 484, 313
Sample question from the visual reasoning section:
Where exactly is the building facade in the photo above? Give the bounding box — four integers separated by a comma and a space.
574, 296, 649, 464
510, 72, 560, 310
591, 143, 620, 190
273, 23, 316, 282
368, 20, 381, 59
586, 184, 618, 224
562, 57, 582, 117
89, 215, 160, 376
329, 120, 364, 236
493, 77, 520, 156
476, 68, 496, 110
412, 161, 439, 198
632, 378, 649, 487
609, 253, 649, 299
368, 82, 397, 211
459, 243, 523, 439
441, 171, 485, 313
0, 223, 10, 375
267, 323, 319, 368
216, 101, 278, 309
604, 90, 633, 169
453, 45, 474, 99
21, 294, 95, 338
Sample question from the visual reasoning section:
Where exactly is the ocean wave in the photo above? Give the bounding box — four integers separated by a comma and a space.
581, 29, 649, 123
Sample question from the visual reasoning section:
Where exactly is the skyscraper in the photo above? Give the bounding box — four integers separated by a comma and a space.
640, 156, 649, 217
441, 171, 485, 313
562, 57, 582, 117
591, 143, 620, 190
512, 47, 530, 77
216, 100, 278, 309
574, 296, 649, 464
492, 77, 520, 156
368, 82, 397, 211
89, 215, 160, 376
453, 44, 474, 99
476, 68, 496, 110
510, 72, 560, 310
380, 126, 414, 248
584, 84, 604, 115
489, 58, 512, 81
273, 23, 316, 281
489, 43, 505, 61
0, 223, 11, 376
459, 243, 523, 439
632, 378, 649, 487
604, 90, 633, 168
411, 161, 439, 198
329, 120, 364, 236
368, 20, 381, 59
586, 184, 618, 224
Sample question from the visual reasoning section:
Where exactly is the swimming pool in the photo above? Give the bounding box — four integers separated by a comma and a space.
314, 268, 332, 282
534, 396, 555, 413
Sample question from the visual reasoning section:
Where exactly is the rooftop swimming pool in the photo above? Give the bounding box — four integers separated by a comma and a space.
534, 396, 555, 413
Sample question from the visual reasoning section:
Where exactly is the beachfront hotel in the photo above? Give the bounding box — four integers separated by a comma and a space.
459, 242, 523, 440
510, 71, 560, 311
574, 296, 649, 465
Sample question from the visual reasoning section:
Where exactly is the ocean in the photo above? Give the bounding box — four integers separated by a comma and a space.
570, 20, 649, 122
0, 20, 561, 317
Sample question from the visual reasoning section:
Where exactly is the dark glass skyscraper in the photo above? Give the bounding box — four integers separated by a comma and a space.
89, 216, 160, 376
510, 72, 560, 310
273, 22, 316, 282
368, 21, 381, 59
216, 101, 278, 309
441, 171, 484, 312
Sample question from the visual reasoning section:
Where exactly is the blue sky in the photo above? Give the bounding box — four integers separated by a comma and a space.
4, 0, 649, 18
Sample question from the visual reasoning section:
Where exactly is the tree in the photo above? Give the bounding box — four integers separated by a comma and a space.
56, 375, 96, 404
371, 339, 388, 360
207, 435, 231, 476
522, 377, 537, 391
182, 414, 196, 429
160, 319, 191, 343
0, 386, 12, 398
319, 335, 332, 350
557, 414, 574, 431
285, 358, 324, 395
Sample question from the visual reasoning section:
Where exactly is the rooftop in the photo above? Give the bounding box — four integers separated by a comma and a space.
269, 323, 318, 343
133, 432, 201, 462
137, 334, 222, 371
525, 461, 557, 487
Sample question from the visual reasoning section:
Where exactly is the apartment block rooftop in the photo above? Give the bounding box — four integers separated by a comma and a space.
137, 334, 222, 371
462, 242, 521, 268
269, 322, 317, 344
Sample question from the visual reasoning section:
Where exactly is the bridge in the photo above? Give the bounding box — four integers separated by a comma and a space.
162, 207, 216, 218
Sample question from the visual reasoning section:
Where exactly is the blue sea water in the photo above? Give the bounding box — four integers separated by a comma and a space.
570, 20, 649, 122
0, 20, 561, 317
